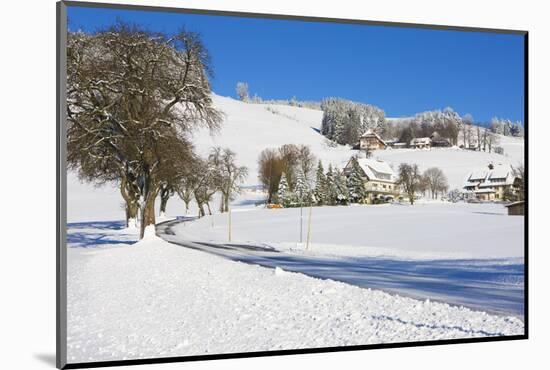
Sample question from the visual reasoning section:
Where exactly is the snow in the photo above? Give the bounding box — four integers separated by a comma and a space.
173, 202, 523, 260
64, 94, 525, 362
142, 224, 159, 240
67, 222, 524, 364
373, 146, 523, 191
354, 158, 395, 181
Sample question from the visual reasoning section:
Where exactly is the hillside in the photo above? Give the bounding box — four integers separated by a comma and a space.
67, 94, 524, 222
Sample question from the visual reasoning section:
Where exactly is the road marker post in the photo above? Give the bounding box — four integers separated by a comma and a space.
306, 205, 312, 250
228, 207, 232, 242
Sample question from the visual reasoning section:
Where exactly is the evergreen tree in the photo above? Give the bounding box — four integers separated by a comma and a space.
294, 170, 309, 205
347, 157, 366, 203
325, 164, 337, 205
277, 172, 289, 206
334, 168, 349, 205
314, 161, 327, 205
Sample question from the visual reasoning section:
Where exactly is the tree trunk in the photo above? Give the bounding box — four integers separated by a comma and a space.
139, 191, 158, 239
225, 196, 230, 213
219, 193, 226, 213
159, 186, 170, 216
120, 177, 139, 228
198, 203, 205, 218
138, 169, 158, 239
184, 199, 190, 214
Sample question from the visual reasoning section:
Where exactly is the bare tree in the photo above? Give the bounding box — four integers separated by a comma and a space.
279, 144, 300, 190
210, 147, 248, 213
486, 131, 500, 153
258, 149, 283, 203
236, 82, 249, 102
476, 126, 482, 151
67, 24, 222, 238
423, 167, 449, 199
191, 157, 220, 218
398, 163, 421, 205
462, 114, 473, 147
297, 145, 317, 186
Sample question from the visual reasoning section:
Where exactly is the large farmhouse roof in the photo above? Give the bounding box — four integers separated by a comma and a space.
353, 158, 395, 182
360, 129, 386, 143
463, 164, 515, 189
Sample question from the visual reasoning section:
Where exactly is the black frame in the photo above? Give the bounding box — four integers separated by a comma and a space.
56, 1, 529, 368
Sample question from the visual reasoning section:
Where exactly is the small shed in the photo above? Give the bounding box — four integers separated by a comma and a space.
505, 201, 525, 216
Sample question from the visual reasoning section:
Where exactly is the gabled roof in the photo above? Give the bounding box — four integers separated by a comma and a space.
360, 130, 386, 145
351, 158, 396, 182
488, 166, 511, 180
463, 164, 515, 189
468, 170, 487, 181
411, 137, 431, 145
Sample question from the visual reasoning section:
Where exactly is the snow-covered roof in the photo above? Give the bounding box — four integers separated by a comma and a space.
360, 129, 385, 143
488, 166, 511, 180
411, 137, 431, 145
352, 158, 395, 182
468, 170, 487, 181
463, 164, 515, 189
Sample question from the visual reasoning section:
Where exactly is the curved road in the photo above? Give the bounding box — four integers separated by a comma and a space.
157, 218, 524, 318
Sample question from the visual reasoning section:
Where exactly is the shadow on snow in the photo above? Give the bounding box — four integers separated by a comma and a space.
158, 219, 524, 318
67, 220, 137, 248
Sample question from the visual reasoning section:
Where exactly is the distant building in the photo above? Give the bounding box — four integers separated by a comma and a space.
463, 164, 518, 201
344, 157, 399, 203
429, 131, 451, 147
505, 201, 525, 216
390, 142, 408, 149
359, 130, 387, 151
384, 139, 407, 149
410, 137, 431, 149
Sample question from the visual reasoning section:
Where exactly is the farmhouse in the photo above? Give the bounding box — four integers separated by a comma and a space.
429, 131, 451, 147
410, 137, 431, 149
344, 157, 399, 203
359, 130, 387, 151
463, 164, 517, 201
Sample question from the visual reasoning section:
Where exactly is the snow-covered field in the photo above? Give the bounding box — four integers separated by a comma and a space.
175, 202, 523, 260
67, 223, 524, 364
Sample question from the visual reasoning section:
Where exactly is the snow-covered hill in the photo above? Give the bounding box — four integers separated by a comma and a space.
191, 94, 352, 185
67, 94, 524, 222
193, 94, 524, 189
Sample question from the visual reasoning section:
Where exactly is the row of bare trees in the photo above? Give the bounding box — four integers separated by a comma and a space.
397, 164, 449, 204
173, 148, 248, 218
67, 23, 228, 239
460, 115, 501, 152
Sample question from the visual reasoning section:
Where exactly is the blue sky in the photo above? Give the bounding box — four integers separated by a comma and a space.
67, 5, 525, 123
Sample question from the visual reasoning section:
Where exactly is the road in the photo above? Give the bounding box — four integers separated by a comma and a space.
157, 218, 525, 318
